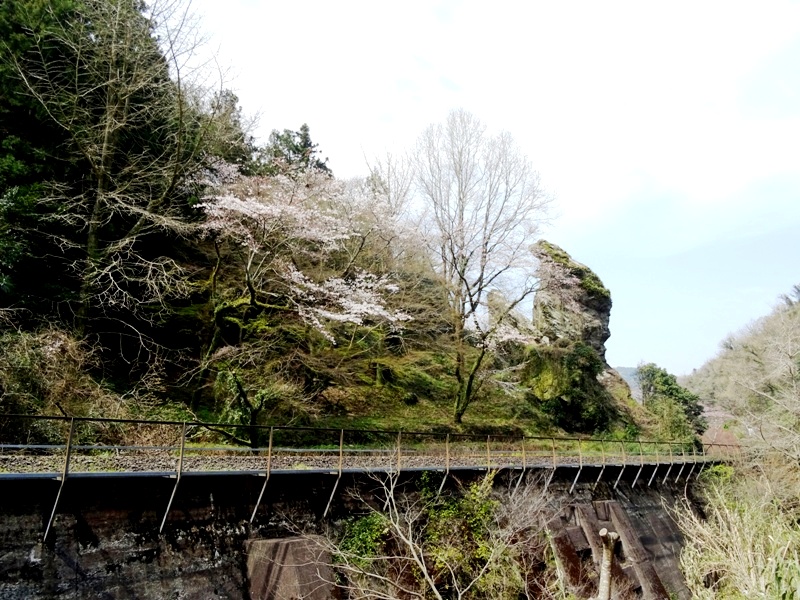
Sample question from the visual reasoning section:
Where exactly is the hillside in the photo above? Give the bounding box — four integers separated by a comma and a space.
0, 0, 697, 449
683, 288, 800, 453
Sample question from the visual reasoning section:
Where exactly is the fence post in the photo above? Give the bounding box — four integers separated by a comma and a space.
631, 440, 645, 488
438, 433, 451, 495
675, 444, 688, 482
250, 427, 274, 523
569, 439, 583, 494
445, 434, 450, 473
160, 421, 186, 533
44, 417, 75, 542
323, 429, 345, 519
613, 440, 626, 490
396, 431, 402, 472
593, 438, 607, 491
696, 442, 709, 478
662, 442, 674, 484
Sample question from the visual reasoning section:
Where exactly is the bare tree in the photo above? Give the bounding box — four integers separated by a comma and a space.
414, 110, 550, 422
313, 471, 559, 600
686, 301, 800, 460
9, 0, 236, 329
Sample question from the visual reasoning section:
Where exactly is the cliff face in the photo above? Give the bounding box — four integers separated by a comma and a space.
532, 240, 612, 361
521, 241, 633, 433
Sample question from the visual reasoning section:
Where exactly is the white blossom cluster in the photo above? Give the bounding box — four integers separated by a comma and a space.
199, 168, 410, 341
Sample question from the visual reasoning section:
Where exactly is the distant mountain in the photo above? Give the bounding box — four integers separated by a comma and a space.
614, 366, 642, 402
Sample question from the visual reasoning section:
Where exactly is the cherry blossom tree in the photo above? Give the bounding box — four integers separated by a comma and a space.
199, 168, 409, 343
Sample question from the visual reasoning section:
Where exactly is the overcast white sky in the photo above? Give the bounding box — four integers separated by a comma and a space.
189, 0, 800, 375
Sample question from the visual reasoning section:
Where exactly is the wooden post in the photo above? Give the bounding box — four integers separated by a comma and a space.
597, 528, 620, 600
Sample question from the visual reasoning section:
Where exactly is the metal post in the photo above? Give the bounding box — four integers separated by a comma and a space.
44, 418, 75, 542
662, 443, 674, 485
569, 465, 582, 494
338, 428, 344, 474
613, 441, 626, 490
632, 440, 644, 488
675, 444, 687, 482
438, 434, 450, 495
648, 442, 662, 487
396, 431, 402, 472
323, 429, 345, 518
160, 422, 186, 533
250, 427, 274, 523
593, 439, 606, 491
545, 438, 557, 492
696, 443, 708, 478
515, 437, 527, 493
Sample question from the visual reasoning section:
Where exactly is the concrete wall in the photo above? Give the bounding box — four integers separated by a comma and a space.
0, 467, 698, 599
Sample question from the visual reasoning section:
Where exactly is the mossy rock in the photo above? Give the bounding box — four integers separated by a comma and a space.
521, 342, 618, 433
534, 240, 611, 302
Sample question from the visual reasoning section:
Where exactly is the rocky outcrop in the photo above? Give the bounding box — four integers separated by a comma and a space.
532, 240, 612, 361
522, 241, 634, 432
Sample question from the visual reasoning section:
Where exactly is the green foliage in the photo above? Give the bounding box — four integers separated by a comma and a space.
254, 123, 331, 176
0, 328, 137, 443
522, 342, 618, 433
336, 473, 551, 599
338, 512, 388, 568
637, 362, 706, 436
373, 354, 454, 404
699, 463, 735, 485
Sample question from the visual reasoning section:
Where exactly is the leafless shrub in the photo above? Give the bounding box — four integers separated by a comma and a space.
297, 471, 566, 599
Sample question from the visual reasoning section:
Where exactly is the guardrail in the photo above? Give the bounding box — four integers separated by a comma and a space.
0, 414, 738, 540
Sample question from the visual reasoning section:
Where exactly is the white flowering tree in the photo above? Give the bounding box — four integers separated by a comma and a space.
194, 168, 411, 439
199, 169, 408, 338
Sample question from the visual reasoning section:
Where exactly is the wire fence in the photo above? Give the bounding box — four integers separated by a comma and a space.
0, 414, 739, 477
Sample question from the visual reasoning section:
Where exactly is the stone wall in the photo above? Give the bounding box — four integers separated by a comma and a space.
0, 468, 697, 599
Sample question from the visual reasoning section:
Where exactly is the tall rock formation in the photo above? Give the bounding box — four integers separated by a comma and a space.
522, 241, 632, 433
531, 240, 612, 361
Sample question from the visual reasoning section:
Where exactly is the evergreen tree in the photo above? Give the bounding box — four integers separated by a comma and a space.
255, 123, 331, 176
637, 362, 707, 435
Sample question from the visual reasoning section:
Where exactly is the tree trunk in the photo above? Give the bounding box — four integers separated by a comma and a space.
596, 527, 619, 600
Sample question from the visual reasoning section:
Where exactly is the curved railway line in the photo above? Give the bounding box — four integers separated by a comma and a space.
1, 414, 737, 479
1, 415, 737, 540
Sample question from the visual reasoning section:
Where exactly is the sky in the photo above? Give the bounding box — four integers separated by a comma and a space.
188, 0, 800, 375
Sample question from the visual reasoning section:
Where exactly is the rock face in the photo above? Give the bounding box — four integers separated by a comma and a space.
523, 241, 634, 432
532, 240, 612, 361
